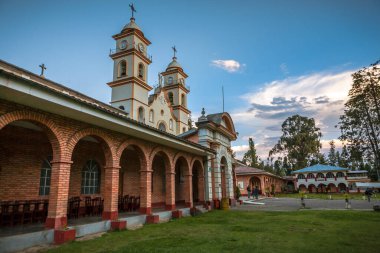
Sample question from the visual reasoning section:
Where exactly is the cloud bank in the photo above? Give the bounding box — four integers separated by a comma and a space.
231, 69, 354, 159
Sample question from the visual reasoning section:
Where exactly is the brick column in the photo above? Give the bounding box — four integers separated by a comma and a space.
165, 170, 175, 210
140, 166, 152, 215
198, 175, 205, 203
45, 160, 72, 229
102, 166, 120, 220
184, 173, 193, 207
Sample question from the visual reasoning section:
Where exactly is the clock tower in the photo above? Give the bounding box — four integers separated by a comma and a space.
162, 52, 190, 134
107, 14, 152, 122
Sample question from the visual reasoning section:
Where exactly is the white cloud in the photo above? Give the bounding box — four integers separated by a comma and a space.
211, 59, 245, 73
231, 69, 355, 160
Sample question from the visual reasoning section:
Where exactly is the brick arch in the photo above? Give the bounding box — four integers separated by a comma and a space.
173, 152, 191, 175
0, 110, 63, 160
116, 138, 148, 169
149, 146, 173, 172
66, 128, 116, 168
190, 157, 204, 173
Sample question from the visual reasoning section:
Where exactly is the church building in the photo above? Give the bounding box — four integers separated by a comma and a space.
0, 6, 238, 247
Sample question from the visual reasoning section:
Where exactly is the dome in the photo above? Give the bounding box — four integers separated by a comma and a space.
121, 18, 141, 32
166, 57, 183, 71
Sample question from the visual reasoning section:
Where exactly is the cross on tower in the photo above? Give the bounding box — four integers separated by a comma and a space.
39, 63, 46, 77
172, 46, 177, 58
129, 3, 137, 18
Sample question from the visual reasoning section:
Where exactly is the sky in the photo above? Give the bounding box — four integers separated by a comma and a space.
1, 0, 379, 159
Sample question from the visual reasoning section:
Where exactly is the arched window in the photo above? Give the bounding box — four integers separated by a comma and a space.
168, 77, 173, 84
169, 119, 173, 130
138, 63, 144, 79
297, 174, 305, 179
336, 172, 344, 178
81, 160, 100, 194
138, 107, 145, 123
182, 127, 186, 133
316, 173, 325, 179
39, 157, 52, 195
149, 109, 154, 123
168, 92, 174, 105
181, 94, 185, 106
326, 172, 334, 178
307, 173, 314, 179
118, 60, 127, 77
158, 122, 166, 132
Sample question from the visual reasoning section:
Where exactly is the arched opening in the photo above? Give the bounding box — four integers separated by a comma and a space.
151, 152, 169, 209
168, 92, 174, 105
168, 76, 173, 85
192, 160, 204, 204
138, 107, 145, 123
158, 122, 166, 132
138, 63, 144, 79
149, 109, 154, 123
220, 156, 228, 198
316, 173, 325, 179
338, 183, 347, 192
326, 172, 334, 179
118, 145, 144, 213
118, 60, 127, 77
286, 181, 295, 192
308, 184, 316, 193
175, 156, 189, 207
181, 94, 186, 106
327, 183, 337, 193
336, 172, 344, 178
298, 184, 307, 192
249, 176, 262, 195
307, 173, 315, 179
297, 174, 305, 180
317, 183, 326, 193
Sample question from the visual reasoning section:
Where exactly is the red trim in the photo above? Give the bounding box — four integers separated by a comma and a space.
139, 207, 152, 215
102, 211, 118, 220
111, 220, 127, 231
54, 228, 76, 244
172, 210, 182, 218
165, 204, 176, 211
45, 217, 67, 229
146, 215, 159, 224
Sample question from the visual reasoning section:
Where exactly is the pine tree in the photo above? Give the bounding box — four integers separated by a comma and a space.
328, 141, 337, 166
242, 138, 259, 168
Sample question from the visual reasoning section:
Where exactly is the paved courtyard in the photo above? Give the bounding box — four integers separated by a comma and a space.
235, 197, 379, 211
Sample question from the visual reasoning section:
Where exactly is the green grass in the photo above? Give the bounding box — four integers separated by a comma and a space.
275, 192, 375, 200
47, 210, 380, 253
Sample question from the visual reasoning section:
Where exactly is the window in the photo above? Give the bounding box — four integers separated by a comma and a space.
81, 160, 100, 194
119, 60, 127, 77
169, 119, 173, 130
326, 172, 334, 178
168, 92, 174, 105
119, 105, 125, 110
138, 107, 145, 123
316, 173, 325, 179
336, 172, 344, 178
39, 157, 52, 195
138, 63, 144, 79
158, 122, 166, 132
181, 94, 185, 106
307, 173, 314, 179
182, 127, 186, 133
297, 174, 305, 179
168, 77, 173, 84
149, 109, 154, 123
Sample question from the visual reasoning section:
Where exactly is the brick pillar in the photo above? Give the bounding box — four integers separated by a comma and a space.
184, 174, 193, 207
140, 166, 152, 215
165, 170, 175, 210
102, 166, 120, 220
45, 160, 73, 229
198, 176, 205, 202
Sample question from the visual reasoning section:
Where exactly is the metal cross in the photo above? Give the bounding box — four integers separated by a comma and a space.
172, 46, 177, 58
129, 3, 136, 18
39, 63, 46, 76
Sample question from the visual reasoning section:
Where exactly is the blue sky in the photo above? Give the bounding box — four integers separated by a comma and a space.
1, 0, 379, 158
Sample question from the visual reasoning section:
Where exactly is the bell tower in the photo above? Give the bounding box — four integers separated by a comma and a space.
161, 47, 191, 134
107, 5, 152, 122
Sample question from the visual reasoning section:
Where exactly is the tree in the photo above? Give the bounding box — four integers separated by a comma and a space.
328, 141, 338, 166
270, 115, 322, 171
338, 61, 380, 174
242, 137, 259, 168
339, 145, 350, 168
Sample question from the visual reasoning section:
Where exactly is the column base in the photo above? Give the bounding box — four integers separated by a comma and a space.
139, 207, 152, 215
146, 215, 159, 224
45, 217, 67, 229
102, 211, 118, 220
111, 220, 127, 231
54, 228, 76, 244
185, 202, 192, 208
172, 210, 182, 218
165, 204, 176, 211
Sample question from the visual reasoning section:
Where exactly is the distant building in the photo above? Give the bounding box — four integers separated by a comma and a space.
292, 164, 370, 193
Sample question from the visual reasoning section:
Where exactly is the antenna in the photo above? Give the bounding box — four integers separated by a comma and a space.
222, 85, 225, 112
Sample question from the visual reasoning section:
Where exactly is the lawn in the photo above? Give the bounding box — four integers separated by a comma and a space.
47, 210, 380, 253
275, 192, 375, 200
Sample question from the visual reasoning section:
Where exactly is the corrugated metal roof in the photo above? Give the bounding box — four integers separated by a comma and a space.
292, 164, 349, 174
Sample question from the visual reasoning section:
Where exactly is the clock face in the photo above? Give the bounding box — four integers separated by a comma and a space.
120, 40, 127, 50
138, 43, 144, 52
